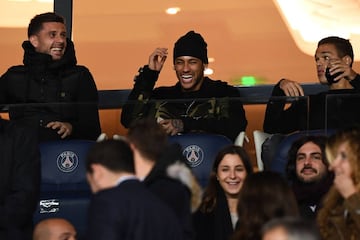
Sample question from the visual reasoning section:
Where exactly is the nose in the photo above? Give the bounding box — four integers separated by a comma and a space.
304, 156, 312, 165
329, 156, 341, 171
55, 34, 66, 43
183, 62, 190, 72
229, 170, 236, 179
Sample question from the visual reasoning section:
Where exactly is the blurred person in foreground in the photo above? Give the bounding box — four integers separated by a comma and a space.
231, 171, 299, 240
85, 139, 183, 240
0, 117, 40, 240
262, 217, 321, 240
33, 218, 76, 240
126, 118, 202, 240
317, 127, 360, 239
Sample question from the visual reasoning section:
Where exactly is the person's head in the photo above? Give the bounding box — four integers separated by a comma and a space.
126, 118, 168, 162
234, 171, 299, 240
315, 36, 354, 84
86, 139, 135, 193
173, 30, 208, 92
286, 135, 329, 183
28, 12, 67, 60
200, 145, 253, 212
326, 127, 360, 184
214, 145, 253, 197
262, 217, 321, 240
33, 218, 76, 240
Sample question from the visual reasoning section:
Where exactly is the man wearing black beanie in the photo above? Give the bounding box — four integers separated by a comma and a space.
121, 30, 247, 142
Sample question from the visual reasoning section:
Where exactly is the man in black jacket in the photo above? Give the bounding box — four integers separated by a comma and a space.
0, 118, 40, 240
263, 36, 360, 134
121, 30, 247, 141
126, 118, 202, 240
85, 139, 183, 240
0, 12, 101, 142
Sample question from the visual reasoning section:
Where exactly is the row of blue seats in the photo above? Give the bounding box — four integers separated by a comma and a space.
35, 130, 333, 238
34, 133, 233, 239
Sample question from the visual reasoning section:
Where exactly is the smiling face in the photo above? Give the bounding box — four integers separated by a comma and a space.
174, 56, 206, 92
295, 141, 328, 183
216, 153, 248, 198
329, 142, 352, 178
29, 22, 67, 61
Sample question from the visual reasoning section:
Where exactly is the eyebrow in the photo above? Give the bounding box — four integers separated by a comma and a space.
296, 152, 322, 157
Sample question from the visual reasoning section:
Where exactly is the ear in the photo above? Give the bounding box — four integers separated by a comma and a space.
344, 56, 352, 66
90, 164, 105, 183
29, 35, 38, 48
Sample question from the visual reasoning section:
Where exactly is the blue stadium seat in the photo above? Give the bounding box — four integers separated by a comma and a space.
33, 139, 95, 239
169, 133, 233, 188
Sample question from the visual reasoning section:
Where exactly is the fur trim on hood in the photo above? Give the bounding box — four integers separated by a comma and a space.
166, 160, 202, 212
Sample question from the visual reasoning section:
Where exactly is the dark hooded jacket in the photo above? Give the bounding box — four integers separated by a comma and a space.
0, 39, 101, 141
144, 143, 202, 240
192, 183, 235, 240
0, 119, 40, 240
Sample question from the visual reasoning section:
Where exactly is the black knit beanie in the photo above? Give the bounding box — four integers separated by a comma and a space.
173, 30, 208, 64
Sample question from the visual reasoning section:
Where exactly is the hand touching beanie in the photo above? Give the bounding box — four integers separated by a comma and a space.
173, 30, 208, 64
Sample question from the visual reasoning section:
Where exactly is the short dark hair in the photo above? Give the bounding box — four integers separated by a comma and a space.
318, 36, 354, 66
262, 217, 321, 240
86, 139, 135, 174
286, 135, 328, 182
28, 12, 65, 38
127, 118, 168, 161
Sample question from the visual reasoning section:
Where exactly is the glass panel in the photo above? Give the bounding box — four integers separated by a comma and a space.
324, 93, 360, 131
264, 95, 309, 134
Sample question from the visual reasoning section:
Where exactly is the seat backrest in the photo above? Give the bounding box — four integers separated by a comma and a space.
253, 130, 273, 171
269, 129, 335, 176
34, 139, 95, 239
168, 133, 233, 188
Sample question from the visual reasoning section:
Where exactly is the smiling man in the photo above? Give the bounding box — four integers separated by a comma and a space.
0, 12, 101, 142
285, 135, 334, 220
121, 30, 247, 141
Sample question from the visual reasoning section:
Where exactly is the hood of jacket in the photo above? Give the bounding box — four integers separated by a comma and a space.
145, 143, 202, 212
22, 38, 77, 72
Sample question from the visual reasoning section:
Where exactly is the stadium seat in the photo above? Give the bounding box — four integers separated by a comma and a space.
33, 139, 96, 239
253, 130, 273, 171
269, 129, 335, 176
168, 133, 233, 188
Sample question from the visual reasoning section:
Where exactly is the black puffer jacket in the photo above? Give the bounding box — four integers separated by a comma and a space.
0, 119, 40, 240
0, 38, 101, 141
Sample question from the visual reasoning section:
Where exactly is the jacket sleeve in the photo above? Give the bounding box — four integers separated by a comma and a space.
263, 81, 306, 134
181, 86, 247, 142
70, 67, 101, 140
120, 65, 160, 128
0, 123, 40, 232
350, 74, 360, 90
